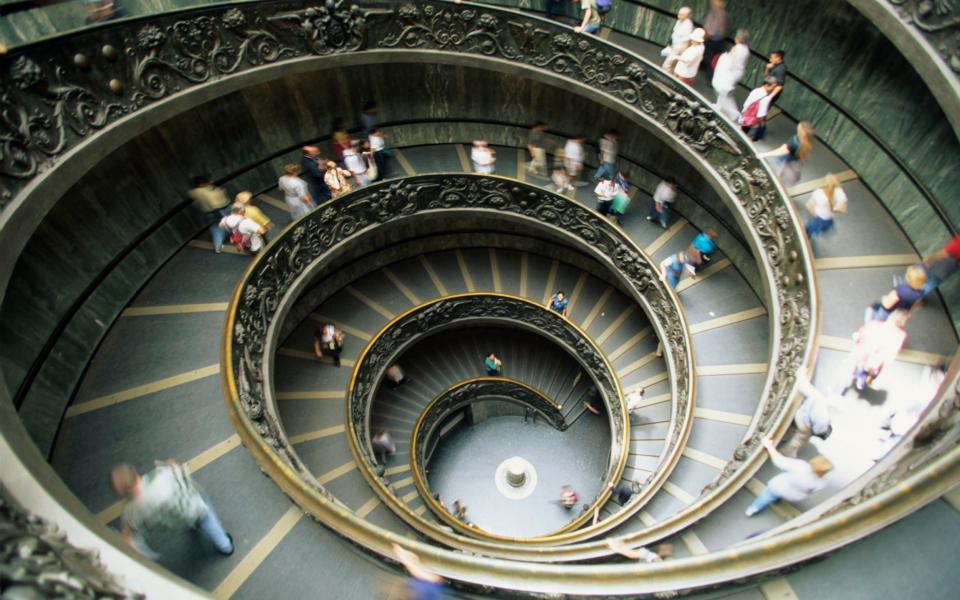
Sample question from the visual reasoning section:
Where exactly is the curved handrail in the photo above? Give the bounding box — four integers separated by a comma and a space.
227, 173, 696, 556
409, 377, 575, 536
345, 293, 629, 543
204, 0, 813, 560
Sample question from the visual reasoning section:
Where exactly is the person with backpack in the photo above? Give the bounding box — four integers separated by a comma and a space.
574, 0, 603, 34
739, 77, 778, 141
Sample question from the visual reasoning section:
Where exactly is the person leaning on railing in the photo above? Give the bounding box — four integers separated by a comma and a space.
745, 439, 833, 517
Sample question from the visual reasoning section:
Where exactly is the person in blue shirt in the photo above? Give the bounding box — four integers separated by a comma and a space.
548, 291, 569, 317
685, 229, 718, 277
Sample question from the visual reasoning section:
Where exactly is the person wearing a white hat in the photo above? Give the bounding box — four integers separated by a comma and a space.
674, 28, 706, 85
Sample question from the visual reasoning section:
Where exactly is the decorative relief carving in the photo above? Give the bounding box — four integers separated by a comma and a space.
0, 492, 141, 599
889, 0, 960, 72
227, 174, 693, 528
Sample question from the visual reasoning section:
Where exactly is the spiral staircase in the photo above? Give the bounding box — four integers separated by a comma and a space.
2, 2, 960, 599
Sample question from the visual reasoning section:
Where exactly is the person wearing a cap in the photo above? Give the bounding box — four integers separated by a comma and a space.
674, 28, 706, 85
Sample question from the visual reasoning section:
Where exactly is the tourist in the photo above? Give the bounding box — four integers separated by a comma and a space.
867, 265, 927, 323
559, 485, 578, 509
594, 174, 618, 216
646, 178, 677, 229
391, 544, 446, 600
849, 309, 910, 391
744, 439, 833, 516
917, 234, 960, 296
685, 229, 718, 277
371, 429, 396, 464
385, 364, 410, 389
278, 163, 315, 221
626, 387, 646, 413
764, 50, 788, 107
369, 128, 391, 180
674, 28, 706, 86
324, 161, 353, 198
608, 170, 632, 226
661, 7, 694, 73
712, 30, 750, 120
660, 251, 687, 289
607, 538, 670, 563
875, 365, 946, 459
573, 0, 601, 34
804, 173, 848, 240
548, 290, 569, 317
526, 122, 548, 177
452, 499, 468, 522
471, 140, 496, 174
187, 174, 231, 254
758, 122, 815, 187
314, 322, 345, 367
563, 135, 586, 186
300, 146, 331, 203
552, 162, 573, 193
484, 352, 502, 376
702, 0, 729, 78
234, 191, 273, 235
583, 389, 603, 415
739, 77, 778, 142
780, 376, 833, 458
594, 129, 619, 182
110, 461, 234, 559
219, 205, 266, 253
343, 140, 369, 187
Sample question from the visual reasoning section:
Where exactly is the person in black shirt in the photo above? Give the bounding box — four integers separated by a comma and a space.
300, 146, 331, 203
765, 50, 788, 107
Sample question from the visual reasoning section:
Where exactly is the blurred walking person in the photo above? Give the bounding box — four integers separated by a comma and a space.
849, 309, 910, 391
804, 173, 848, 241
646, 178, 677, 229
526, 122, 548, 177
673, 28, 706, 85
745, 439, 832, 516
702, 0, 729, 78
324, 161, 354, 198
110, 461, 234, 559
278, 163, 314, 221
712, 30, 750, 120
188, 175, 231, 254
594, 174, 618, 216
314, 322, 345, 367
759, 122, 815, 187
300, 146, 331, 203
471, 140, 496, 174
780, 376, 833, 457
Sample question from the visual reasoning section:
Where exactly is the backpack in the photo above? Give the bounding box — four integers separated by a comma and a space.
740, 94, 768, 127
597, 0, 613, 14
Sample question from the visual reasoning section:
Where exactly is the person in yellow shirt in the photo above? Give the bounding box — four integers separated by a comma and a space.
233, 191, 273, 232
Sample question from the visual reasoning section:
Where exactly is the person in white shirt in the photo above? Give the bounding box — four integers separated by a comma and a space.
711, 29, 750, 119
661, 6, 693, 72
674, 28, 705, 85
278, 163, 314, 221
563, 135, 586, 185
219, 205, 266, 252
626, 387, 646, 413
781, 376, 834, 457
471, 140, 496, 174
343, 141, 369, 187
594, 175, 618, 215
804, 173, 848, 239
745, 439, 833, 516
646, 178, 677, 229
739, 77, 778, 139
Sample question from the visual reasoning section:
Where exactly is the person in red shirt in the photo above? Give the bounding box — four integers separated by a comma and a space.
920, 234, 960, 295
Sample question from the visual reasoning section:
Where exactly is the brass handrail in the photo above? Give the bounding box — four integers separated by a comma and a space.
345, 293, 629, 543
408, 376, 572, 536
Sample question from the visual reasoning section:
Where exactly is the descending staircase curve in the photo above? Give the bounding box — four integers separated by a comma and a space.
0, 2, 956, 589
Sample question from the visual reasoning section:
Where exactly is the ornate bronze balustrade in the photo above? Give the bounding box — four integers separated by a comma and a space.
407, 376, 572, 535
348, 295, 624, 542
225, 173, 695, 555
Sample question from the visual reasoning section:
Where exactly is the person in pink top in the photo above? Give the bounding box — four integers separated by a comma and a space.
849, 309, 910, 391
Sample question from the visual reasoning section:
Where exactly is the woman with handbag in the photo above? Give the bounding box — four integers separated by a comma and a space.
324, 161, 354, 198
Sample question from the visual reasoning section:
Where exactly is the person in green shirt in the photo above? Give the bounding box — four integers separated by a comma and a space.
484, 352, 503, 376
574, 0, 602, 34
